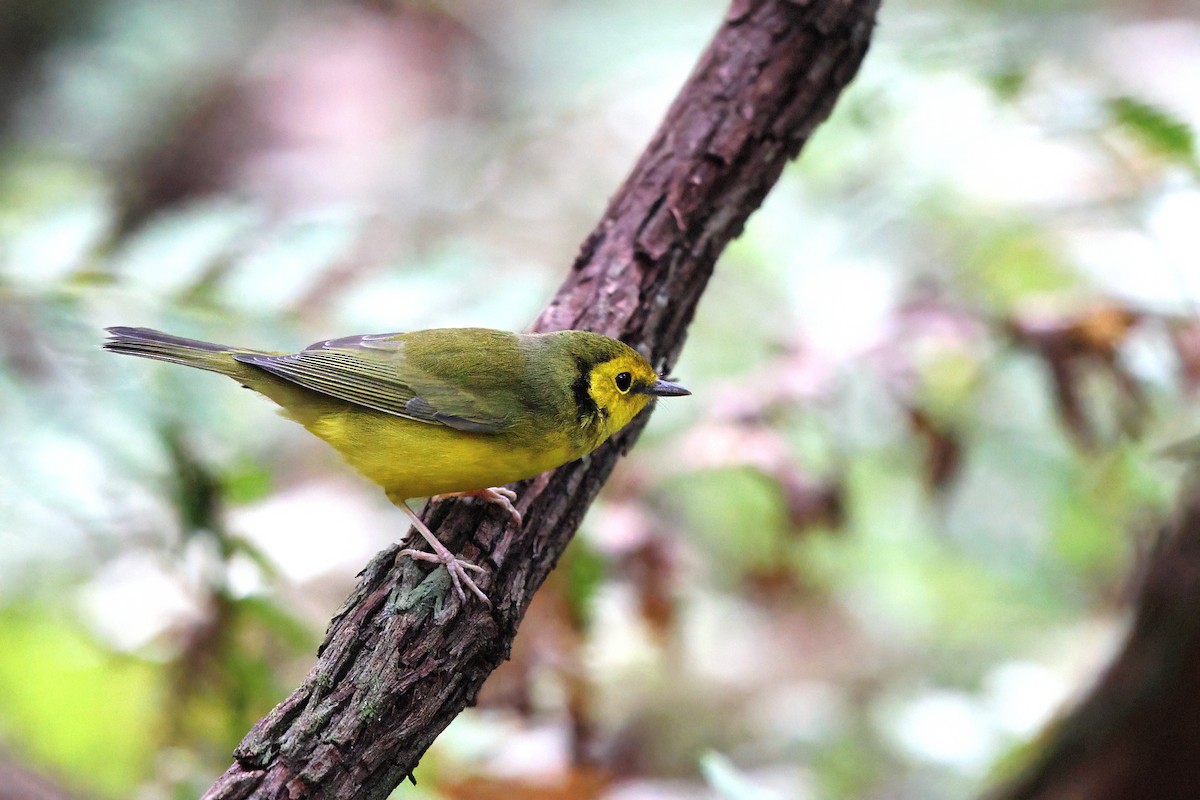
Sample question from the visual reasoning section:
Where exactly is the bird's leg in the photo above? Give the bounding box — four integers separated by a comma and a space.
432, 487, 522, 526
395, 502, 489, 606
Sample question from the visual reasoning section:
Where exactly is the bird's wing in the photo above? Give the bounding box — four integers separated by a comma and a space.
232, 333, 514, 433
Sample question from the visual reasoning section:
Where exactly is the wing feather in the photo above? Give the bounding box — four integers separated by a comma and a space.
233, 337, 514, 433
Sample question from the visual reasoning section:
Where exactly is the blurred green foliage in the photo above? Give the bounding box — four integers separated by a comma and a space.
1107, 95, 1197, 165
0, 605, 159, 795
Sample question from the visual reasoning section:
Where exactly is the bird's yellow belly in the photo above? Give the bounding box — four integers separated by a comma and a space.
298, 406, 582, 500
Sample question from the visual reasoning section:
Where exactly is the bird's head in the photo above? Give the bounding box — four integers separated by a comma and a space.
560, 331, 690, 436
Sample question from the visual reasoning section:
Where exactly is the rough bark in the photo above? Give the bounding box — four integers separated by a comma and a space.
203, 0, 880, 797
981, 469, 1200, 800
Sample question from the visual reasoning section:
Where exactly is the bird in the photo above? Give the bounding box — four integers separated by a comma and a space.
102, 325, 690, 604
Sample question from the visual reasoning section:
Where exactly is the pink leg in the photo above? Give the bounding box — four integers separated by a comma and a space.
396, 503, 489, 606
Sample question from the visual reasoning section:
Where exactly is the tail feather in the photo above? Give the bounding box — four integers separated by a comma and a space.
103, 326, 244, 375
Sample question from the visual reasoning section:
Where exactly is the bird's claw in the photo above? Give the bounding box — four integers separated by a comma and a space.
433, 486, 522, 526
398, 547, 490, 606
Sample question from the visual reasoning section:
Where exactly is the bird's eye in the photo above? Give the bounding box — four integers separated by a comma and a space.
614, 372, 632, 393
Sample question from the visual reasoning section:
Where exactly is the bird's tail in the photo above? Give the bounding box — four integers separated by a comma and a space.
102, 326, 248, 376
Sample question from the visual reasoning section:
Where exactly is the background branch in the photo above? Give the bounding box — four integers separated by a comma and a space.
982, 467, 1200, 800
203, 0, 880, 797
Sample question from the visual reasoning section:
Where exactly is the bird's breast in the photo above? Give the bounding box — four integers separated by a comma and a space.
302, 406, 585, 500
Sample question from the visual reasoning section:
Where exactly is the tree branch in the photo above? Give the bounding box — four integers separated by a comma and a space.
981, 470, 1200, 800
203, 1, 880, 797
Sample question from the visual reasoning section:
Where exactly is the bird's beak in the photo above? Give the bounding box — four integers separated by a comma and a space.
645, 378, 691, 397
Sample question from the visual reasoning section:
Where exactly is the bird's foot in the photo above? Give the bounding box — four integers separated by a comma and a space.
397, 546, 489, 606
396, 502, 491, 607
434, 486, 522, 526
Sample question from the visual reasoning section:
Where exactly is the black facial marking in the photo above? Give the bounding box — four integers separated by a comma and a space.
571, 356, 601, 423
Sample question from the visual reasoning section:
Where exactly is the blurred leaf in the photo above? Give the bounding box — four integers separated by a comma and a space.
562, 536, 605, 629
222, 458, 274, 505
987, 67, 1028, 101
669, 468, 786, 576
810, 729, 887, 800
1107, 95, 1196, 163
1051, 460, 1131, 577
966, 227, 1076, 310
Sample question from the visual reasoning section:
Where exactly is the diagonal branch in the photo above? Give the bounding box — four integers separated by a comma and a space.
203, 1, 880, 797
981, 469, 1200, 800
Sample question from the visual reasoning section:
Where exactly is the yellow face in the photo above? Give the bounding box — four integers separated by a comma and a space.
586, 352, 661, 434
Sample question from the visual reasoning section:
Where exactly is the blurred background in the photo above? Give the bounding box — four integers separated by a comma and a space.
3, 0, 1200, 798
